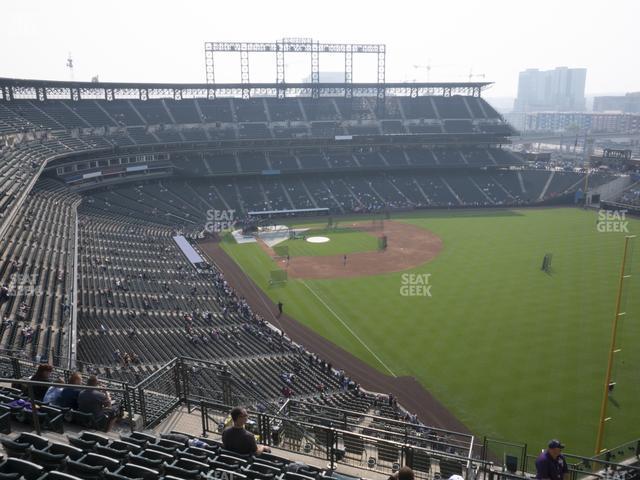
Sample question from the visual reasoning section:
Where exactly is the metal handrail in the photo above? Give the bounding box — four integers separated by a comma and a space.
1, 354, 637, 479
291, 398, 475, 441
132, 358, 177, 390
287, 407, 469, 453
199, 399, 487, 478
0, 377, 126, 393
524, 451, 640, 480
177, 355, 228, 371
276, 398, 290, 416
563, 452, 640, 471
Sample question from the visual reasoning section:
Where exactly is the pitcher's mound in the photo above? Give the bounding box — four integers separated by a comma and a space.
306, 236, 330, 244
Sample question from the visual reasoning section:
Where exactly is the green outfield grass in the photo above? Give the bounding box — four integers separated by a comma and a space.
221, 208, 640, 455
273, 227, 379, 257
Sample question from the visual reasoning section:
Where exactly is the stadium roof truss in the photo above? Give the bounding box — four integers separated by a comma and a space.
0, 78, 490, 103
204, 39, 385, 94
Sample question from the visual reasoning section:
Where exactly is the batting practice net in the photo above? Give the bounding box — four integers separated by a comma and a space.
269, 270, 288, 285
273, 245, 289, 258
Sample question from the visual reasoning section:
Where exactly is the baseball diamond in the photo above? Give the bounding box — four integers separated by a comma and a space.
0, 36, 639, 477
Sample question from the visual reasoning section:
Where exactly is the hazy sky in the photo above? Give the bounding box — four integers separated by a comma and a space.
2, 0, 638, 99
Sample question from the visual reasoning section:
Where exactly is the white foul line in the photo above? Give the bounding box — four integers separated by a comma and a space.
300, 280, 396, 377
223, 248, 286, 332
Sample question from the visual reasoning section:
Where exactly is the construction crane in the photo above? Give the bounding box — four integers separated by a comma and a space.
467, 69, 486, 82
411, 61, 451, 83
66, 53, 74, 81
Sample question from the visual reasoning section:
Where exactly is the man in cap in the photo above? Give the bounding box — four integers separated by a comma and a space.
535, 440, 568, 480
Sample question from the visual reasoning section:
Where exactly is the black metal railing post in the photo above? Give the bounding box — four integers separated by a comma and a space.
201, 400, 208, 437
329, 428, 336, 470
131, 384, 138, 416
481, 436, 488, 466
181, 360, 191, 413
256, 412, 263, 443
221, 370, 232, 406
405, 446, 413, 470
123, 384, 133, 433
26, 384, 41, 435
257, 412, 267, 446
138, 386, 146, 427
11, 357, 21, 379
176, 358, 184, 401
263, 415, 271, 446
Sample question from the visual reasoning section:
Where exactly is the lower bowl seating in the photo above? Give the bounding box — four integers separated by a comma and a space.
103, 463, 160, 480
164, 458, 209, 479
1, 433, 49, 459
66, 453, 120, 479
129, 449, 174, 470
0, 458, 44, 480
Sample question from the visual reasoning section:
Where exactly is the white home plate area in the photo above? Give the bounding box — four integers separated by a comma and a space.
306, 236, 330, 243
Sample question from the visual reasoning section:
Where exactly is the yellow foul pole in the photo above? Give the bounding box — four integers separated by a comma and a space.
595, 235, 635, 454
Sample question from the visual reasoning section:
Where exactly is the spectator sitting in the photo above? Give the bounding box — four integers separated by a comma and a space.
42, 377, 65, 405
77, 375, 120, 432
222, 407, 271, 456
27, 364, 53, 401
58, 371, 82, 409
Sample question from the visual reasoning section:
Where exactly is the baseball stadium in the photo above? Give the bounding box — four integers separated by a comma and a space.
0, 36, 638, 480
